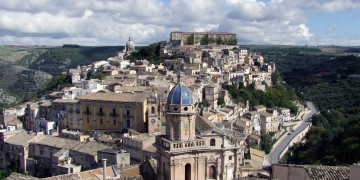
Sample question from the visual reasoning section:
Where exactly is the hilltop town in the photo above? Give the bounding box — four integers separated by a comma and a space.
1, 32, 358, 180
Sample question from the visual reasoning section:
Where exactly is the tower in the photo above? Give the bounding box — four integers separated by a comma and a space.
166, 83, 196, 141
157, 78, 208, 180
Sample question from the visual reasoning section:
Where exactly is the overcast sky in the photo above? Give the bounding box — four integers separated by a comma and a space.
0, 0, 359, 46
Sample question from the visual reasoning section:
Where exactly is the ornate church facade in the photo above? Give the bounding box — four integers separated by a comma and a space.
156, 83, 243, 180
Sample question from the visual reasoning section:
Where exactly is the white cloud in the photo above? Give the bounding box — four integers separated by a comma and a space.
0, 0, 359, 46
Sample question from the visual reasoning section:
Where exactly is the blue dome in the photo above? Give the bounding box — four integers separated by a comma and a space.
167, 84, 194, 105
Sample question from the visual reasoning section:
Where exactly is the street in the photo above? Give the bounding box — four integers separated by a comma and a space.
264, 101, 317, 166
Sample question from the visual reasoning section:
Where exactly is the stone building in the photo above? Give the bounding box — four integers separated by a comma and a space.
156, 83, 242, 180
203, 84, 219, 110
80, 93, 149, 133
170, 32, 237, 46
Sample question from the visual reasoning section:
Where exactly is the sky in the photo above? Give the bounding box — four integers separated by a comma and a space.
0, 0, 359, 46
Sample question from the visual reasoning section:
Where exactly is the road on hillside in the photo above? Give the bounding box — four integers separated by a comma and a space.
265, 101, 317, 165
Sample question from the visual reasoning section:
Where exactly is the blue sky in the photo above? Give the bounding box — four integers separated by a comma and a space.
308, 10, 360, 38
0, 0, 359, 46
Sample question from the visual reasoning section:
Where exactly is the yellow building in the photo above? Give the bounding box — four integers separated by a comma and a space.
63, 99, 82, 131
80, 93, 149, 132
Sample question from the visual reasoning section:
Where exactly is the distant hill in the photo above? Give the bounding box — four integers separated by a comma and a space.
0, 45, 124, 108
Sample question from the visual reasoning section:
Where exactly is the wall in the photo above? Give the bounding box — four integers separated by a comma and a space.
81, 100, 146, 133
279, 123, 312, 160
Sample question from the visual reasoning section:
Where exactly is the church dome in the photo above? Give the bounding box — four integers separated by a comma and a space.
126, 37, 135, 52
167, 84, 194, 105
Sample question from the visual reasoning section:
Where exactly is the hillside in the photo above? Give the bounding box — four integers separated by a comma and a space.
245, 45, 360, 165
0, 45, 124, 108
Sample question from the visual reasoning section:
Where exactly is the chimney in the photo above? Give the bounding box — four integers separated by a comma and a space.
103, 159, 107, 180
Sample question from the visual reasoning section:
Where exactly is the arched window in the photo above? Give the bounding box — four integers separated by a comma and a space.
210, 139, 216, 146
209, 165, 216, 179
185, 164, 191, 180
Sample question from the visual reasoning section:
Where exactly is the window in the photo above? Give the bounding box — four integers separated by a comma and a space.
209, 165, 216, 179
99, 107, 103, 115
126, 109, 130, 116
86, 107, 90, 114
151, 106, 155, 114
113, 108, 116, 115
210, 139, 215, 146
229, 156, 232, 160
127, 119, 131, 128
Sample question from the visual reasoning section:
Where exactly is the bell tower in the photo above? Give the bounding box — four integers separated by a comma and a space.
166, 78, 196, 141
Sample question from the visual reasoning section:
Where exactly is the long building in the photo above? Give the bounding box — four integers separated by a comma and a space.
80, 92, 150, 133
170, 31, 237, 46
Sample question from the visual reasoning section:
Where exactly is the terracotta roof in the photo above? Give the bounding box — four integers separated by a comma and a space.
275, 164, 350, 180
5, 131, 38, 147
196, 114, 221, 135
53, 99, 79, 103
80, 93, 148, 103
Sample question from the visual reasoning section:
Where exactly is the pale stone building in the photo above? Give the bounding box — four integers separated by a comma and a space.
156, 83, 242, 180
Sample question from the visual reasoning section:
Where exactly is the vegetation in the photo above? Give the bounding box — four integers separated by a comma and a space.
200, 37, 237, 45
260, 132, 275, 154
29, 46, 123, 75
217, 96, 226, 107
223, 71, 299, 114
245, 45, 360, 165
126, 42, 184, 64
0, 160, 25, 179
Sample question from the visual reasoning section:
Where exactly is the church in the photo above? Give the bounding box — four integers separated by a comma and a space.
156, 82, 243, 180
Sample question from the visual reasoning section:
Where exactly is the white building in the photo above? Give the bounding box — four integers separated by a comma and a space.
36, 118, 56, 135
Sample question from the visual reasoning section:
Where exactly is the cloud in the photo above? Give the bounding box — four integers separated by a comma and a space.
0, 0, 359, 46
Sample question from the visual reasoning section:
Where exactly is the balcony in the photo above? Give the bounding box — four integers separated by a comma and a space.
110, 113, 118, 117
156, 136, 207, 151
97, 112, 105, 116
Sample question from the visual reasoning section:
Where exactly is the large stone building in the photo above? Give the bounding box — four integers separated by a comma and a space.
80, 93, 149, 132
156, 83, 242, 180
170, 31, 237, 46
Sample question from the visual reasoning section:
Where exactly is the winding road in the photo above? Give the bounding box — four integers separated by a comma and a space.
264, 101, 317, 166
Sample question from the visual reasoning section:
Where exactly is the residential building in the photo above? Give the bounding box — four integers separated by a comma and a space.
80, 92, 149, 133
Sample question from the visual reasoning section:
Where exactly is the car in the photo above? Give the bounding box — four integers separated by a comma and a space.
287, 132, 291, 135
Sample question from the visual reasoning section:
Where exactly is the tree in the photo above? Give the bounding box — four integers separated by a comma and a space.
186, 36, 194, 45
200, 99, 210, 107
201, 37, 209, 45
216, 37, 223, 45
260, 133, 273, 154
218, 96, 225, 107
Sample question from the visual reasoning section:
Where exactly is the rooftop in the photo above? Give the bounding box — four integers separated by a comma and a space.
274, 164, 350, 180
80, 92, 148, 103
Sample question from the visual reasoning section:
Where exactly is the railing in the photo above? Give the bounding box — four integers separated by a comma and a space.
156, 136, 207, 151
110, 113, 118, 117
97, 112, 105, 116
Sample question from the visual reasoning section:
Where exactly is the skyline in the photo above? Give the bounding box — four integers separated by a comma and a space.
0, 0, 359, 46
